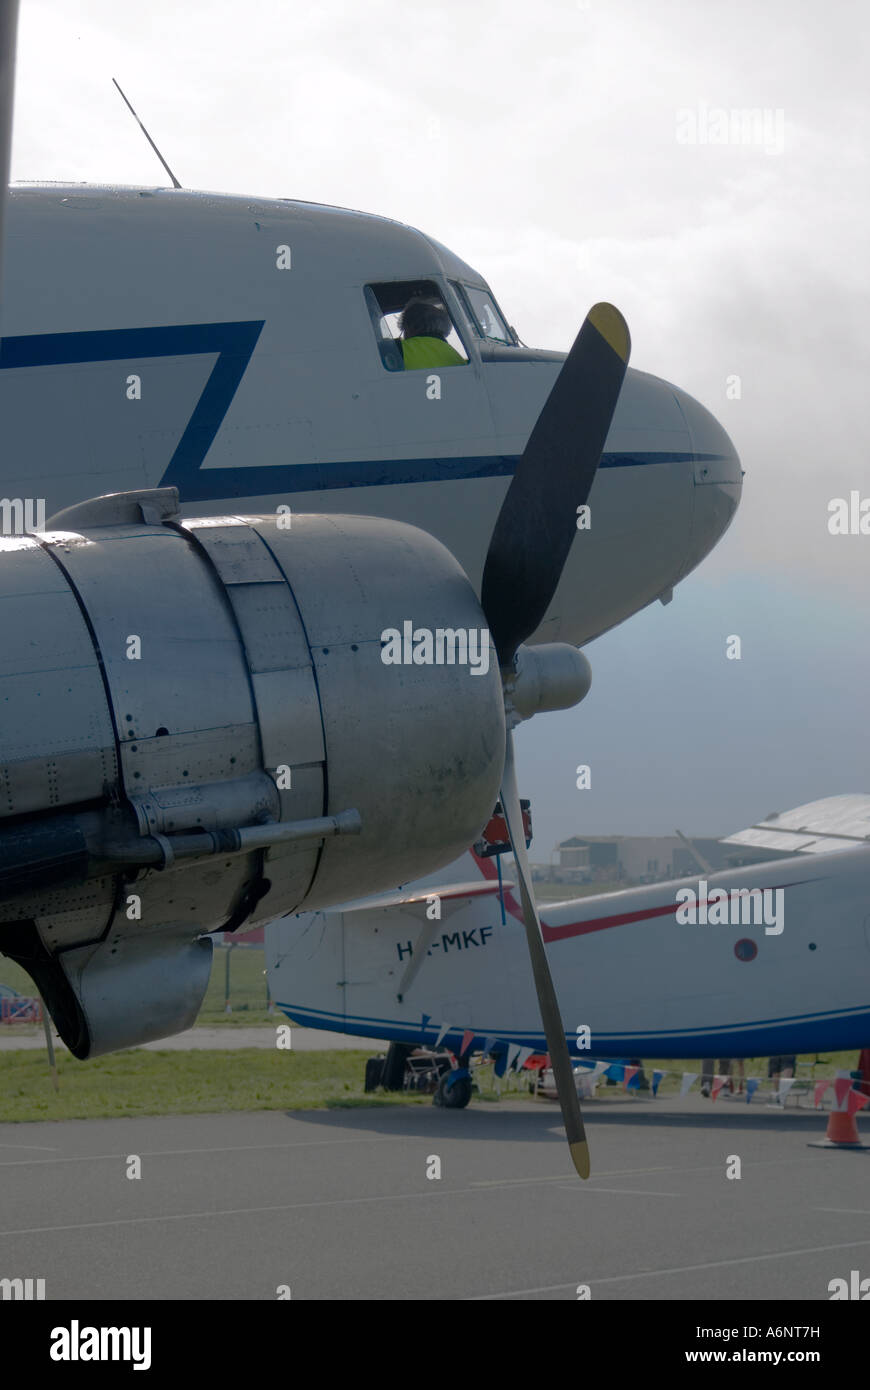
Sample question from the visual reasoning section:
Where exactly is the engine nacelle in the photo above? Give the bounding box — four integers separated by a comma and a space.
0, 489, 504, 1055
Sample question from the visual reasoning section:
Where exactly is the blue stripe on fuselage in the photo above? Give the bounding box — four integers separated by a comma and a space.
166, 450, 724, 500
0, 323, 725, 501
278, 1000, 870, 1059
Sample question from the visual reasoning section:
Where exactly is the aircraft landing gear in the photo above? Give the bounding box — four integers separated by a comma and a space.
434, 1067, 472, 1109
380, 1041, 413, 1091
376, 1042, 472, 1106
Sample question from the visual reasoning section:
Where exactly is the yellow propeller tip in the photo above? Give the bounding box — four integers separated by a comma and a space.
570, 1140, 591, 1180
588, 303, 630, 364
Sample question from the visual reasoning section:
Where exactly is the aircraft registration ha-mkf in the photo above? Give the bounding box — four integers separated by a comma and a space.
0, 3, 740, 1176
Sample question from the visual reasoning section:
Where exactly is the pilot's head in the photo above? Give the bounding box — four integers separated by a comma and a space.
399, 296, 451, 341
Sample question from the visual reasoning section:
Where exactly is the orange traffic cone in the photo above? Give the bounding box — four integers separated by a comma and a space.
808, 1088, 870, 1150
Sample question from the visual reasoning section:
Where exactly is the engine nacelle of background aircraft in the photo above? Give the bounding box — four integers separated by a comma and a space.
0, 489, 504, 1056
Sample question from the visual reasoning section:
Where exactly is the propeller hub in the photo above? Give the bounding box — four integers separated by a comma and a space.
505, 642, 592, 724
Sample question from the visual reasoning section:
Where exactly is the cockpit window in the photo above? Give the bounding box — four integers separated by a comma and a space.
456, 283, 514, 344
365, 280, 468, 371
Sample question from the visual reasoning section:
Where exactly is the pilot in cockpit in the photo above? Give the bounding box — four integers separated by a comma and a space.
399, 296, 468, 370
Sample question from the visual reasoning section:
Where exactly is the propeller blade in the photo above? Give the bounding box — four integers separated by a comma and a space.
499, 730, 590, 1179
481, 303, 630, 668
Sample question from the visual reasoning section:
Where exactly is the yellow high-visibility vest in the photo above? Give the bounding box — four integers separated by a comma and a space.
401, 336, 467, 370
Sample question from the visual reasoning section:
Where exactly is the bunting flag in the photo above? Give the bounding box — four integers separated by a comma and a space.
846, 1089, 870, 1117
434, 1022, 452, 1047
833, 1075, 853, 1109
446, 1050, 870, 1110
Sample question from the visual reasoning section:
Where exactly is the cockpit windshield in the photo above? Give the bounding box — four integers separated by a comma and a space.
459, 284, 514, 344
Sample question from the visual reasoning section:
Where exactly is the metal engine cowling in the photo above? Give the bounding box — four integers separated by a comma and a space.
0, 489, 504, 1055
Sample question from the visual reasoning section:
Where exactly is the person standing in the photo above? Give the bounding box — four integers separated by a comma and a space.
768, 1054, 795, 1104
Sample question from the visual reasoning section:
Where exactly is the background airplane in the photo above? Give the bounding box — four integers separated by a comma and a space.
265, 794, 870, 1082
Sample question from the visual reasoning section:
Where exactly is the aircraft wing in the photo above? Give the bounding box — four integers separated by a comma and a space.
722, 793, 870, 856
334, 880, 514, 915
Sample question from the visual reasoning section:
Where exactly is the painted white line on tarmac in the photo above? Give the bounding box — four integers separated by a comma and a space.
471, 1154, 817, 1188
556, 1185, 681, 1196
0, 1141, 60, 1151
470, 1237, 870, 1299
816, 1207, 870, 1216
0, 1187, 462, 1237
0, 1134, 395, 1167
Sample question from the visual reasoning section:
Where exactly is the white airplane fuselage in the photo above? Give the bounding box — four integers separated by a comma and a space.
266, 847, 870, 1057
0, 185, 741, 646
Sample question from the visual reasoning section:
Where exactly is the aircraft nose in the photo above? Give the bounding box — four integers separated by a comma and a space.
671, 384, 742, 579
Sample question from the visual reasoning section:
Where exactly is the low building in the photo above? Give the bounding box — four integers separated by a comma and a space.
554, 834, 774, 884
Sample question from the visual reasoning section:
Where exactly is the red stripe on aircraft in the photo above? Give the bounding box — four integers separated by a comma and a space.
469, 850, 809, 945
542, 899, 684, 941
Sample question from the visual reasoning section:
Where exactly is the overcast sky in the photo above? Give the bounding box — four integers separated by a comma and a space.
9, 0, 870, 855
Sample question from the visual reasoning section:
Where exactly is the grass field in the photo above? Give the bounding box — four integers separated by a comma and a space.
0, 955, 41, 998
198, 944, 275, 1025
0, 1049, 423, 1123
0, 1042, 862, 1123
0, 944, 279, 1033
